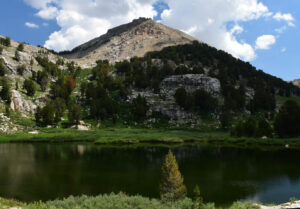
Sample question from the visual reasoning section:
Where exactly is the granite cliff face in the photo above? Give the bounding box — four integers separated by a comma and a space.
61, 18, 197, 68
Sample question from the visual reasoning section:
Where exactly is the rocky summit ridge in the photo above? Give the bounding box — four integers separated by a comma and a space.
60, 18, 197, 68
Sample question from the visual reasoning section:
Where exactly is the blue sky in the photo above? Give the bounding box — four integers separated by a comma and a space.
0, 0, 299, 81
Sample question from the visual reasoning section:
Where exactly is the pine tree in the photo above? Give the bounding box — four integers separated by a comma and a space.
159, 150, 187, 200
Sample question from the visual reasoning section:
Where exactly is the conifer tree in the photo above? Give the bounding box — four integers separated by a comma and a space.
159, 150, 187, 200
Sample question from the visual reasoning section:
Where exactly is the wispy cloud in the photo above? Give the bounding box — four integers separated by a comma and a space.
273, 12, 295, 27
25, 22, 39, 28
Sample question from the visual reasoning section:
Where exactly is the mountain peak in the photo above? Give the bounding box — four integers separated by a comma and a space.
60, 18, 197, 67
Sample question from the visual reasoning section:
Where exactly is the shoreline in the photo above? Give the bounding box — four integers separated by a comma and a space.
0, 128, 299, 150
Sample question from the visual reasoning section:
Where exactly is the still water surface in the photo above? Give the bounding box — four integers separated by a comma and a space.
0, 143, 300, 205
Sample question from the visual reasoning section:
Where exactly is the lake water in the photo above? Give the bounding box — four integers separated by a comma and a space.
0, 143, 300, 205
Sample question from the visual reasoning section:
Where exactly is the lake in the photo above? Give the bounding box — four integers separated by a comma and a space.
0, 143, 299, 205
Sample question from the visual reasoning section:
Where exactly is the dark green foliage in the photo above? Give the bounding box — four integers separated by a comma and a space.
5, 105, 10, 117
115, 60, 132, 75
35, 106, 42, 123
36, 98, 67, 125
193, 89, 218, 112
0, 78, 11, 104
80, 82, 88, 98
17, 64, 26, 76
23, 79, 36, 96
274, 100, 300, 138
79, 61, 125, 121
256, 118, 273, 138
68, 104, 82, 125
0, 58, 6, 76
14, 50, 20, 61
66, 62, 81, 77
56, 57, 64, 66
0, 46, 3, 55
231, 117, 273, 138
174, 88, 218, 113
250, 87, 276, 112
132, 95, 148, 121
17, 43, 24, 52
38, 103, 56, 125
36, 70, 49, 91
174, 88, 188, 109
220, 111, 232, 129
147, 41, 300, 97
243, 117, 257, 137
90, 97, 119, 120
35, 56, 60, 77
0, 36, 11, 47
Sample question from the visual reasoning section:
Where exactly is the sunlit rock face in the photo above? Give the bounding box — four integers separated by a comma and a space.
160, 74, 221, 96
292, 79, 300, 88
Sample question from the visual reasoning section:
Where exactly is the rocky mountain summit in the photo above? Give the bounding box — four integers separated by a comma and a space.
60, 18, 197, 68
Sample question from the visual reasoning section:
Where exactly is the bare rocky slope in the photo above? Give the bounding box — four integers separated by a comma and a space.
0, 36, 67, 133
60, 18, 197, 68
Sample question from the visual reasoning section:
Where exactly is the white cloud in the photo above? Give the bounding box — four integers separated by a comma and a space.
160, 0, 272, 61
273, 12, 295, 27
24, 0, 157, 51
255, 35, 276, 50
24, 0, 293, 60
281, 47, 286, 53
25, 22, 39, 28
36, 6, 59, 19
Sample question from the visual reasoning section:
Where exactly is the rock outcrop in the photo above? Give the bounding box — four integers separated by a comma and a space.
160, 74, 221, 95
61, 18, 197, 68
129, 74, 221, 125
10, 90, 37, 114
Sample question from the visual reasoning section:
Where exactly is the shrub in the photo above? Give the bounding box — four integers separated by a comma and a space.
274, 100, 300, 138
255, 118, 273, 138
68, 104, 82, 125
193, 89, 218, 113
17, 43, 24, 52
132, 95, 148, 120
159, 150, 187, 200
231, 117, 273, 138
0, 78, 11, 104
17, 64, 26, 75
0, 58, 6, 76
0, 46, 3, 55
14, 50, 20, 61
23, 79, 36, 96
174, 88, 188, 109
0, 36, 11, 47
220, 111, 232, 129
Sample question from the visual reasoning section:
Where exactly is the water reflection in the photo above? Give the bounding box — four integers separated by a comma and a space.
0, 143, 299, 205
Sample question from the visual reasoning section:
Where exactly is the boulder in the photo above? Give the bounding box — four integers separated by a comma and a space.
28, 130, 39, 135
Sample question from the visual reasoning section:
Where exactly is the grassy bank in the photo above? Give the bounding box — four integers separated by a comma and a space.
0, 193, 259, 209
0, 128, 299, 149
